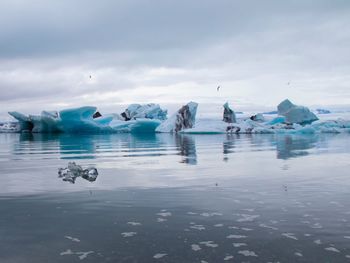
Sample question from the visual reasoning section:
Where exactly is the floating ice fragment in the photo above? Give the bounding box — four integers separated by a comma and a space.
121, 232, 137, 237
76, 251, 94, 260
325, 247, 340, 253
200, 212, 223, 217
224, 255, 234, 260
199, 241, 218, 248
259, 224, 278, 230
294, 252, 303, 257
64, 236, 80, 242
157, 218, 167, 222
187, 212, 197, 215
214, 224, 224, 227
157, 212, 172, 217
58, 162, 98, 184
153, 253, 167, 259
226, 235, 247, 239
60, 249, 74, 256
344, 236, 350, 239
281, 233, 298, 240
191, 244, 201, 251
190, 225, 206, 231
314, 239, 322, 245
127, 222, 142, 226
233, 243, 247, 247
236, 214, 260, 222
241, 227, 253, 231
238, 250, 258, 257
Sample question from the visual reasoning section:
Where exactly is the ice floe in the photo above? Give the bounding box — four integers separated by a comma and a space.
153, 253, 167, 259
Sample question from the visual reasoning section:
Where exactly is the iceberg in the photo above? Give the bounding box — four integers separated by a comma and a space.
277, 99, 318, 125
120, 103, 167, 121
156, 102, 198, 133
8, 111, 33, 131
223, 102, 236, 123
4, 101, 350, 135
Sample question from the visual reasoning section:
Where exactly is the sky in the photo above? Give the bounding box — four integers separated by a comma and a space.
1, 0, 350, 120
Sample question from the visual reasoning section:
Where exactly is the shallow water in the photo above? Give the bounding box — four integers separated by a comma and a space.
0, 133, 350, 262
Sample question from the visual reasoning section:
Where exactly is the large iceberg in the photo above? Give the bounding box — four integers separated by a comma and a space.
7, 105, 164, 134
156, 102, 198, 133
277, 99, 318, 125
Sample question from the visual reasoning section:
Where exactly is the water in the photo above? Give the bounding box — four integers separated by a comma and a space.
0, 133, 350, 262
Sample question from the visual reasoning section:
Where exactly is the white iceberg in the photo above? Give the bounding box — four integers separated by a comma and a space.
156, 102, 198, 133
223, 102, 236, 123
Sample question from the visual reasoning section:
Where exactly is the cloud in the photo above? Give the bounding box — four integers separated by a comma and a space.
0, 0, 350, 120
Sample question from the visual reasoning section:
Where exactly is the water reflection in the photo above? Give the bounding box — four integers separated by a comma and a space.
275, 134, 318, 160
175, 134, 197, 165
10, 132, 333, 162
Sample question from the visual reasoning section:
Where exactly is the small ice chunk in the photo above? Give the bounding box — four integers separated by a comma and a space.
60, 249, 74, 256
233, 243, 247, 247
121, 232, 137, 237
236, 214, 260, 222
127, 222, 142, 226
325, 247, 340, 253
199, 241, 218, 248
226, 235, 247, 239
282, 233, 298, 240
314, 239, 322, 245
294, 252, 303, 257
191, 244, 201, 251
224, 255, 234, 260
190, 225, 206, 231
214, 224, 224, 227
76, 251, 94, 260
157, 212, 172, 217
157, 218, 167, 222
153, 253, 167, 259
238, 250, 258, 257
65, 236, 80, 242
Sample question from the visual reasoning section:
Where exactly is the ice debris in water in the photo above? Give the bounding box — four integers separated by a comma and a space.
153, 253, 167, 259
238, 250, 258, 257
64, 236, 80, 242
58, 162, 98, 184
60, 249, 94, 260
121, 232, 137, 237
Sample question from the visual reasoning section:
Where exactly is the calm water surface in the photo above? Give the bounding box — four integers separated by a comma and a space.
0, 133, 350, 262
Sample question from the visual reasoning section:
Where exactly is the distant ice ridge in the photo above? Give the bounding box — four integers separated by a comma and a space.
2, 99, 350, 134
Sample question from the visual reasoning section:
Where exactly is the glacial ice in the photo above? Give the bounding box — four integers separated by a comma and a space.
277, 99, 318, 125
58, 162, 98, 184
156, 102, 198, 133
2, 99, 350, 135
223, 102, 236, 123
120, 103, 167, 121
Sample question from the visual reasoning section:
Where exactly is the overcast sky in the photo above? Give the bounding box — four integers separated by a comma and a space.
1, 0, 350, 120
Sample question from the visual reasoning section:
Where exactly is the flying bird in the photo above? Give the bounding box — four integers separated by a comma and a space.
89, 75, 92, 79
217, 85, 220, 91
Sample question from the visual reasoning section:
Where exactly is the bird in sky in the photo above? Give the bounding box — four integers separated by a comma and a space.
89, 75, 92, 79
217, 85, 220, 91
